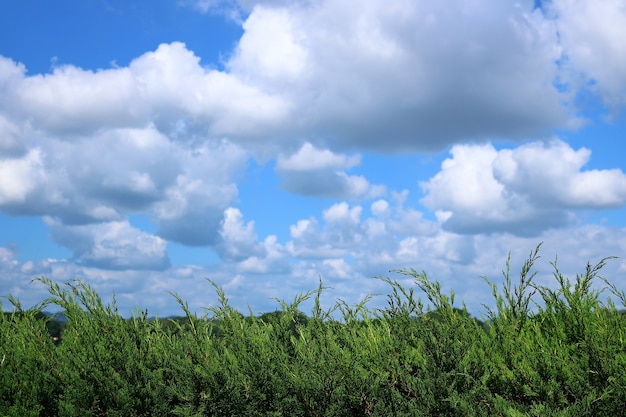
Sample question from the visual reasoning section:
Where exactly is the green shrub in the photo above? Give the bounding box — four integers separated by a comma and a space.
1, 244, 624, 416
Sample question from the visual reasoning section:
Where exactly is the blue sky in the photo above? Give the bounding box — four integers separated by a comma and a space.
1, 0, 626, 317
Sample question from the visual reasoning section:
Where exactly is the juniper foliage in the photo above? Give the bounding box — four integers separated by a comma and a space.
1, 245, 625, 416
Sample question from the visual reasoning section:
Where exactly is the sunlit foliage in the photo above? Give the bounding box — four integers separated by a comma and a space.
1, 245, 625, 416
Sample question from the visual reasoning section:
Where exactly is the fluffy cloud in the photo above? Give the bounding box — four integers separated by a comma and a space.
188, 0, 616, 151
208, 199, 626, 315
493, 141, 626, 208
218, 207, 265, 261
236, 235, 289, 274
0, 115, 25, 155
286, 202, 368, 259
2, 1, 626, 159
151, 140, 246, 246
3, 202, 626, 317
0, 1, 623, 241
226, 0, 571, 151
217, 207, 290, 273
226, 0, 625, 148
276, 142, 360, 171
275, 143, 384, 198
45, 218, 170, 270
0, 120, 247, 247
286, 198, 438, 269
0, 43, 289, 139
550, 0, 626, 110
230, 7, 308, 81
420, 140, 626, 235
0, 149, 45, 206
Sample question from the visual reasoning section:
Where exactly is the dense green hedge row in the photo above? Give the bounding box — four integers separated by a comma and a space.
2, 245, 626, 416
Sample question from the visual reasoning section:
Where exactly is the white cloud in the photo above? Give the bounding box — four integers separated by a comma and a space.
275, 142, 384, 198
0, 149, 44, 206
550, 0, 626, 110
152, 140, 246, 246
0, 45, 270, 252
2, 1, 623, 165
286, 203, 367, 259
493, 140, 626, 208
323, 202, 361, 224
371, 199, 390, 217
44, 218, 170, 271
224, 0, 572, 151
0, 121, 247, 245
285, 196, 438, 268
183, 0, 626, 141
218, 207, 264, 261
237, 235, 289, 274
229, 6, 309, 81
321, 258, 352, 279
1, 42, 289, 141
239, 199, 626, 314
0, 56, 26, 89
12, 65, 142, 134
0, 115, 25, 155
3, 204, 626, 318
276, 142, 360, 171
217, 208, 290, 274
421, 144, 508, 217
420, 140, 626, 235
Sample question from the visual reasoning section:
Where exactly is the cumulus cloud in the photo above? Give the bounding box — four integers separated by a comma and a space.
275, 142, 384, 198
218, 207, 264, 261
0, 149, 45, 206
230, 6, 309, 81
493, 140, 626, 208
226, 0, 572, 151
0, 115, 247, 245
45, 218, 170, 270
151, 139, 247, 246
182, 0, 626, 141
1, 43, 290, 138
0, 115, 26, 155
420, 140, 626, 235
3, 204, 626, 317
286, 198, 438, 269
286, 203, 364, 259
217, 207, 291, 273
2, 1, 626, 161
549, 0, 626, 111
274, 202, 626, 313
276, 142, 360, 171
236, 235, 289, 274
